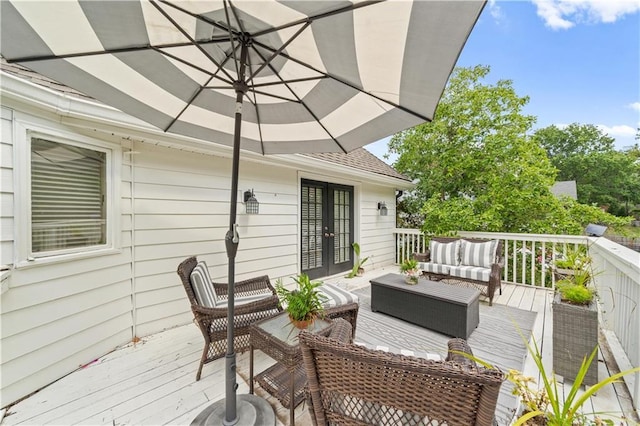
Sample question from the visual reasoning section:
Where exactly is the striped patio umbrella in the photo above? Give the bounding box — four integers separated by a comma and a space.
1, 1, 485, 423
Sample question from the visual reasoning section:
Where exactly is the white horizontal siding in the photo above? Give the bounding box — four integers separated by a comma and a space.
359, 182, 397, 269
1, 115, 404, 407
1, 107, 14, 267
130, 143, 301, 336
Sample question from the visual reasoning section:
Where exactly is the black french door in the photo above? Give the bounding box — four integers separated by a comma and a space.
301, 179, 354, 280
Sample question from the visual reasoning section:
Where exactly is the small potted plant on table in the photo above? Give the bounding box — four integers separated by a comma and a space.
400, 258, 420, 285
275, 273, 327, 329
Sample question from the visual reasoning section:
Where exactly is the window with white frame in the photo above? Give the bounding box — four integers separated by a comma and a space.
30, 137, 108, 253
12, 118, 120, 265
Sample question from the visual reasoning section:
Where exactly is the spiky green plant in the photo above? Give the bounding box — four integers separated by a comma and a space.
510, 338, 640, 425
346, 242, 369, 278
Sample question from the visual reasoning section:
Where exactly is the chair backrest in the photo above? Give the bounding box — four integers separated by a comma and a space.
299, 332, 505, 426
177, 256, 199, 306
432, 237, 504, 265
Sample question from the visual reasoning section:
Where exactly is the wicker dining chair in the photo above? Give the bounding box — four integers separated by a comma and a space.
299, 334, 505, 426
177, 256, 281, 380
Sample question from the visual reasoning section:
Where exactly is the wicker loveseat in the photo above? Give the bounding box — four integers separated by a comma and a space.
415, 237, 503, 306
299, 333, 505, 426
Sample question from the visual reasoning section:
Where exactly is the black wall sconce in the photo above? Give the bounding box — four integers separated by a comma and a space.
377, 201, 388, 216
243, 189, 259, 214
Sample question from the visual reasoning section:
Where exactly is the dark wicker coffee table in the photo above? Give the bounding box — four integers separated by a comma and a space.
249, 312, 331, 425
370, 273, 480, 339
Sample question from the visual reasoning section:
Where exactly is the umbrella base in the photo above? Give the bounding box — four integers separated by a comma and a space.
190, 394, 276, 426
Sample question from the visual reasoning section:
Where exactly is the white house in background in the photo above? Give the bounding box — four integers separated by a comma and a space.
0, 61, 412, 407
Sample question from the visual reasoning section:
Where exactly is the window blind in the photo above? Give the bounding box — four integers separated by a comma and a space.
31, 138, 106, 253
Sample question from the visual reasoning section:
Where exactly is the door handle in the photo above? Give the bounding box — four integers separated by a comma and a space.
324, 232, 335, 237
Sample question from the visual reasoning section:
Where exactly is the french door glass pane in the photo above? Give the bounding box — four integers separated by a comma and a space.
302, 185, 323, 269
333, 189, 351, 264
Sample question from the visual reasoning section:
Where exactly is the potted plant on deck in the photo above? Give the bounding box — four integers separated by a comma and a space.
275, 273, 327, 329
552, 249, 599, 386
400, 257, 420, 285
346, 242, 369, 278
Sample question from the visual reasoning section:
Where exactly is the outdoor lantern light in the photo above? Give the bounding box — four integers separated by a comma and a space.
377, 201, 388, 216
244, 189, 259, 214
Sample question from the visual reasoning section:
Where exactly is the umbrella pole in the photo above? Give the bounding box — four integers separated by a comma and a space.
221, 43, 247, 426
191, 40, 274, 426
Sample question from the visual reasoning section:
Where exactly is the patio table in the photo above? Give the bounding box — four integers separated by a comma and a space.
249, 312, 331, 425
370, 273, 480, 339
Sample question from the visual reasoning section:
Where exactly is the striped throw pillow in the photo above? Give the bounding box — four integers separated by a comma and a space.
429, 240, 460, 266
190, 261, 219, 308
460, 240, 498, 269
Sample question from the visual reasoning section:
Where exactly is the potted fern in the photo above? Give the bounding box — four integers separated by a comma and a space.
275, 274, 327, 329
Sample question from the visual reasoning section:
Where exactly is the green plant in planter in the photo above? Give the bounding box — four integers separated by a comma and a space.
275, 274, 327, 325
553, 248, 598, 306
346, 242, 369, 278
556, 279, 594, 305
554, 248, 591, 271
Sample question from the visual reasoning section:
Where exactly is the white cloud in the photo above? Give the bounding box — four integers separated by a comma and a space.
488, 0, 504, 21
629, 102, 640, 112
531, 0, 640, 30
596, 124, 637, 137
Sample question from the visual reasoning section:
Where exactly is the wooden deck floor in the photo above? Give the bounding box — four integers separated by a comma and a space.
1, 265, 637, 425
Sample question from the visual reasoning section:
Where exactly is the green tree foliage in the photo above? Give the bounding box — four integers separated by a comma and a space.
533, 124, 640, 216
389, 65, 630, 235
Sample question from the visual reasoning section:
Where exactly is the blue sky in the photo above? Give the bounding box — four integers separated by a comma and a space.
366, 0, 640, 163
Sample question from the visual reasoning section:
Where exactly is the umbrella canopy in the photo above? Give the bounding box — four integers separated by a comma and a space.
2, 0, 484, 155
1, 1, 485, 423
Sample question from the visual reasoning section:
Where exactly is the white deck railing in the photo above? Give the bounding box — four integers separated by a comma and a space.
393, 228, 640, 407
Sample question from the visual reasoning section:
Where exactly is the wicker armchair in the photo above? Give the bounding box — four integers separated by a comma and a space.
299, 334, 505, 426
177, 256, 281, 380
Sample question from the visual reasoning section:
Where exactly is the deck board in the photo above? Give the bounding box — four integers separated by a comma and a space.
0, 266, 634, 426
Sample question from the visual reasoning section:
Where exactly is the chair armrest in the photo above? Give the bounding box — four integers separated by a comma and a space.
413, 251, 430, 262
446, 338, 476, 368
322, 318, 353, 344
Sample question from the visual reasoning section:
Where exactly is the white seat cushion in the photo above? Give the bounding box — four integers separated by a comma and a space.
460, 239, 498, 269
190, 261, 219, 308
420, 262, 451, 275
353, 341, 442, 361
430, 240, 460, 266
449, 265, 491, 282
212, 292, 274, 309
319, 283, 359, 308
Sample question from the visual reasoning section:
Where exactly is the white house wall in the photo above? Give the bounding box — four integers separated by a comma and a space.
359, 182, 397, 270
0, 103, 401, 407
1, 107, 14, 269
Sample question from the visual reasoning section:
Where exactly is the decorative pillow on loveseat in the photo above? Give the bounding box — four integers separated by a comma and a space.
460, 239, 498, 269
429, 240, 460, 266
